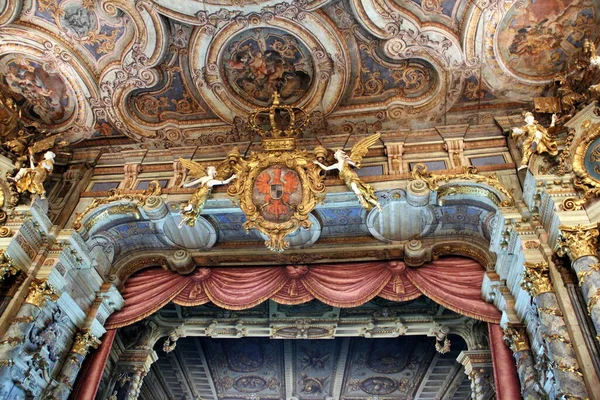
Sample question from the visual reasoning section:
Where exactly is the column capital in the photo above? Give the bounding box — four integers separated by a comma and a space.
503, 324, 531, 352
456, 350, 492, 374
71, 331, 100, 356
24, 279, 59, 307
557, 224, 599, 261
521, 261, 553, 297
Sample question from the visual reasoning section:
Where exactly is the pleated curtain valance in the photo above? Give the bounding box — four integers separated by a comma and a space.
105, 257, 501, 329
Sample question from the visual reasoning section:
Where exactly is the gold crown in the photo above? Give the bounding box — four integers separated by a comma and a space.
248, 92, 308, 151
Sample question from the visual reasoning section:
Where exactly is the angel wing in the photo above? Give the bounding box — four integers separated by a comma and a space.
348, 132, 380, 168
30, 134, 62, 154
178, 158, 207, 178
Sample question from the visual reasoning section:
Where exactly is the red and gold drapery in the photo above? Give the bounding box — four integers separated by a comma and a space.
105, 257, 501, 329
75, 257, 520, 400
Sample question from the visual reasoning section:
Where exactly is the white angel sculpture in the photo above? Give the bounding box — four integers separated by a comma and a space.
178, 158, 236, 227
313, 133, 382, 211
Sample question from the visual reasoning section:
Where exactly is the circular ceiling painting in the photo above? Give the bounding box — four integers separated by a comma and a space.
497, 0, 598, 79
0, 56, 75, 125
223, 28, 314, 105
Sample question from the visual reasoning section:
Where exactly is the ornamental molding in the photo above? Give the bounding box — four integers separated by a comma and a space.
556, 224, 599, 261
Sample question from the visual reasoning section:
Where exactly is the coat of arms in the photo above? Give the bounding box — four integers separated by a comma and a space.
178, 92, 381, 252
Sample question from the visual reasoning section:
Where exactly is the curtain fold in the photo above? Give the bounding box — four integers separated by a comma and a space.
105, 257, 500, 329
70, 329, 116, 400
405, 258, 501, 323
489, 323, 521, 400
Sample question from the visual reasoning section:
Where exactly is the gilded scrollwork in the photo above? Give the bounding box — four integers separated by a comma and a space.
503, 325, 531, 353
25, 279, 59, 307
411, 164, 515, 207
571, 123, 600, 204
556, 224, 599, 261
223, 93, 325, 252
521, 261, 553, 297
71, 331, 100, 356
0, 249, 18, 283
72, 181, 162, 230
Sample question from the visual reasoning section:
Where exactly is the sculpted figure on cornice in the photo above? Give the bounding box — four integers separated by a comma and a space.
178, 159, 237, 227
10, 150, 56, 200
313, 133, 382, 211
511, 112, 558, 171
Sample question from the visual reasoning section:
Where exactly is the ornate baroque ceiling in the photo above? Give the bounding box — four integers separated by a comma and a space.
0, 0, 597, 148
127, 299, 477, 400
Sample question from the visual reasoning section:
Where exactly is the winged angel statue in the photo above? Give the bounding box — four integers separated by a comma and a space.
313, 133, 382, 211
178, 158, 236, 227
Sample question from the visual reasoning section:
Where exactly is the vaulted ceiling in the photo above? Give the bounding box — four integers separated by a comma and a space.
0, 0, 597, 149
132, 299, 478, 400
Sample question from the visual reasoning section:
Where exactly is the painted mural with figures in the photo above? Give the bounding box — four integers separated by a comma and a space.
224, 28, 314, 105
0, 57, 74, 124
497, 0, 598, 79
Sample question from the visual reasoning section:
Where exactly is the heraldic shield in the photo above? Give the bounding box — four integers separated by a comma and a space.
226, 149, 325, 252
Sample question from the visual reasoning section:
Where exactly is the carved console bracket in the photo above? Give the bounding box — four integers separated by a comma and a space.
72, 180, 162, 231
411, 164, 515, 207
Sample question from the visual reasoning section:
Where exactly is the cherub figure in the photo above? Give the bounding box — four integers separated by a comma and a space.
511, 112, 558, 170
178, 158, 236, 227
10, 150, 55, 199
313, 133, 382, 211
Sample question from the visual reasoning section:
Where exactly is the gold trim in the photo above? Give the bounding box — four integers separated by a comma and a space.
503, 325, 531, 352
25, 279, 59, 307
538, 307, 564, 317
0, 250, 18, 283
521, 261, 553, 297
411, 164, 514, 207
71, 331, 100, 356
557, 224, 599, 261
72, 181, 161, 230
226, 149, 325, 252
573, 122, 600, 190
587, 288, 600, 315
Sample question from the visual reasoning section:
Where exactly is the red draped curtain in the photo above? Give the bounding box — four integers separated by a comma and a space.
76, 257, 520, 400
105, 257, 501, 329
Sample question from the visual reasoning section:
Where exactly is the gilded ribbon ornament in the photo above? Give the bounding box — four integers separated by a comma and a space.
411, 164, 515, 207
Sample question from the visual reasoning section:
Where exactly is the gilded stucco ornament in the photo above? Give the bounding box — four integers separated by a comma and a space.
570, 123, 600, 206
25, 279, 59, 307
411, 164, 514, 207
556, 224, 599, 261
224, 93, 325, 252
502, 325, 531, 353
71, 331, 99, 356
72, 181, 162, 230
520, 261, 553, 297
0, 250, 18, 283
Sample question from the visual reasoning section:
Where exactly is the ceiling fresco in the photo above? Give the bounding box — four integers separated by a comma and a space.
0, 0, 596, 147
136, 298, 475, 399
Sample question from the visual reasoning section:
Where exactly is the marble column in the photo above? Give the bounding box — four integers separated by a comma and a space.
521, 261, 588, 399
558, 224, 600, 341
503, 324, 544, 399
0, 279, 59, 398
456, 350, 494, 400
46, 331, 99, 400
